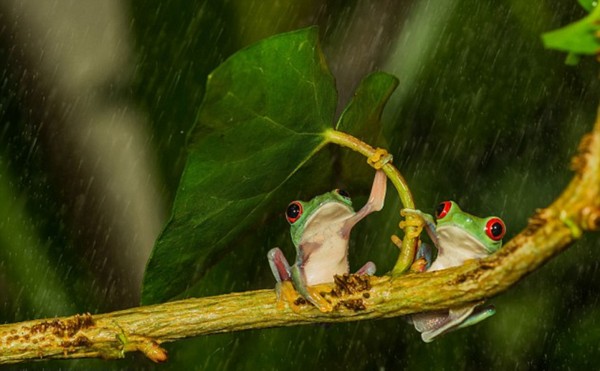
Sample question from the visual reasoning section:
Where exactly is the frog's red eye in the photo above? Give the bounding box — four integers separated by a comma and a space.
286, 201, 303, 224
485, 217, 505, 241
435, 201, 452, 219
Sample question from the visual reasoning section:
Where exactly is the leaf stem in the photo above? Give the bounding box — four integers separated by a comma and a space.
323, 128, 419, 274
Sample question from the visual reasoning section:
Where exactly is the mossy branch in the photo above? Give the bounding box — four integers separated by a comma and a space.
1, 111, 600, 365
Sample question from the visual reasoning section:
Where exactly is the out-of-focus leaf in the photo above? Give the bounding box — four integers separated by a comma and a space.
578, 0, 597, 12
0, 156, 76, 318
141, 27, 337, 304
565, 52, 583, 65
542, 5, 600, 56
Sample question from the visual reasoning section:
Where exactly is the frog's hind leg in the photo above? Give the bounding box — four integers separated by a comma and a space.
268, 248, 291, 282
454, 304, 495, 330
268, 248, 302, 311
413, 303, 494, 342
355, 261, 376, 275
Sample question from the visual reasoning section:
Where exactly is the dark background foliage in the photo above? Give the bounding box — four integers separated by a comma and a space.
0, 0, 598, 369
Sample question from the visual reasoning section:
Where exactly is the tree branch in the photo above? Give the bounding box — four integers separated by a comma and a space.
2, 112, 599, 365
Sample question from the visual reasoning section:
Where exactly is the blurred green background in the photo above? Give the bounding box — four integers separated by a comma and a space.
0, 0, 599, 369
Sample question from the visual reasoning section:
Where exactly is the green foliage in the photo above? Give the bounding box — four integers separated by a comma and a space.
0, 0, 599, 368
336, 72, 399, 144
578, 0, 597, 12
542, 3, 600, 64
141, 27, 400, 304
142, 28, 333, 304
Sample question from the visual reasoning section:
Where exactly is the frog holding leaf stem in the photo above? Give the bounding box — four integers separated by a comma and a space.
268, 170, 387, 312
403, 201, 506, 342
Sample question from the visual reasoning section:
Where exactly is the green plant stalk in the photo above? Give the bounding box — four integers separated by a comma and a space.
324, 128, 419, 274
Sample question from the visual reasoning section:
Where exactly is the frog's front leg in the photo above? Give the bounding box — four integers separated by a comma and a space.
342, 170, 384, 278
342, 170, 387, 236
267, 248, 302, 312
400, 208, 440, 247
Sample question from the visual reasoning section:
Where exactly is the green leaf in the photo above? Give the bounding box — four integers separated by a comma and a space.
542, 5, 600, 55
335, 72, 398, 188
336, 72, 399, 145
578, 0, 597, 12
141, 27, 337, 304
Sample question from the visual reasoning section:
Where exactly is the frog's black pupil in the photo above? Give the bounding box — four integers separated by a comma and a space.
436, 203, 445, 217
338, 189, 350, 198
490, 222, 504, 237
287, 203, 301, 219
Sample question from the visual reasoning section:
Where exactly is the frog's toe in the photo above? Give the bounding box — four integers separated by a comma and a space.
399, 223, 423, 240
399, 218, 423, 229
367, 148, 393, 170
305, 286, 333, 313
400, 208, 418, 216
391, 234, 403, 249
409, 258, 428, 273
399, 215, 425, 238
454, 304, 495, 330
276, 281, 303, 313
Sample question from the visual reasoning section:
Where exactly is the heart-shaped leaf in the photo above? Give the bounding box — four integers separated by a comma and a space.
141, 27, 399, 305
141, 27, 336, 304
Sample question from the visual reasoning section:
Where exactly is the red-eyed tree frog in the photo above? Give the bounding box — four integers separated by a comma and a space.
403, 201, 506, 342
268, 170, 387, 312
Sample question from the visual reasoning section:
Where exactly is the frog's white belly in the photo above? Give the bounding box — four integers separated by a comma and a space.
299, 202, 353, 285
302, 234, 349, 285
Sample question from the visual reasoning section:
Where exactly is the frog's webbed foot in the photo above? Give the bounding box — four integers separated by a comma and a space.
275, 281, 303, 312
367, 148, 393, 170
301, 286, 334, 313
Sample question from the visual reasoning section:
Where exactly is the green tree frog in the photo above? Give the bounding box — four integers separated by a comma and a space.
403, 200, 506, 342
268, 170, 387, 312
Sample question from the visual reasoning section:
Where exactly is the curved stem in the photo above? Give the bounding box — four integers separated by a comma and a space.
323, 128, 419, 274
